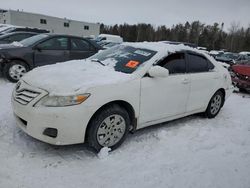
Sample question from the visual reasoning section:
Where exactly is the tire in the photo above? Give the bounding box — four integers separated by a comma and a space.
4, 61, 29, 83
205, 91, 224, 119
87, 104, 130, 152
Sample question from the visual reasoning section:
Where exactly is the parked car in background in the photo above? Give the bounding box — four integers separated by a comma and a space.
235, 54, 250, 64
209, 50, 224, 58
215, 52, 239, 65
0, 24, 15, 33
96, 34, 123, 44
0, 32, 38, 44
0, 24, 49, 35
231, 61, 250, 92
98, 41, 121, 49
12, 42, 233, 151
197, 47, 209, 54
239, 51, 250, 56
0, 34, 101, 82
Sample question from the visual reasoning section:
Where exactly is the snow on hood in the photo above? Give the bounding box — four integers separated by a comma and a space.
22, 59, 133, 96
11, 41, 24, 47
0, 42, 25, 50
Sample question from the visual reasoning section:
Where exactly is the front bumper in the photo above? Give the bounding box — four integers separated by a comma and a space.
11, 81, 94, 145
232, 77, 250, 90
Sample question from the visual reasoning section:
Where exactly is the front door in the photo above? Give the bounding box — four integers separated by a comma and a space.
34, 36, 70, 67
139, 53, 190, 127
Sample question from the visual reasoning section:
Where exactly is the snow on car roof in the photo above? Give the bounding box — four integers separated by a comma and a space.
124, 41, 201, 55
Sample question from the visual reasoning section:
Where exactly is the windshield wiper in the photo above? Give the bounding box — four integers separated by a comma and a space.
91, 59, 105, 66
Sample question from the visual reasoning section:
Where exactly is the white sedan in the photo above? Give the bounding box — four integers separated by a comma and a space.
12, 42, 233, 151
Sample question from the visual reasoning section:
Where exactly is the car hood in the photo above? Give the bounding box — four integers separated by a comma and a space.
0, 42, 24, 50
22, 59, 133, 96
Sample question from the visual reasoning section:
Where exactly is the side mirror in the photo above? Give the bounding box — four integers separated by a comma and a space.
148, 66, 169, 78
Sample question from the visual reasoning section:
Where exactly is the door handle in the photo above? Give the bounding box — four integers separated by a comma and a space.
182, 78, 190, 84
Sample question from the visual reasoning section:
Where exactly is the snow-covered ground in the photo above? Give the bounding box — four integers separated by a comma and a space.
0, 77, 250, 188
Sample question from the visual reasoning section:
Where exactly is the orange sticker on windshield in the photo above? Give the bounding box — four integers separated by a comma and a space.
126, 61, 139, 68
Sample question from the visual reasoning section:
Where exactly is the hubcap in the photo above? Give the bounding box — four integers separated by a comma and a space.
210, 95, 222, 115
97, 114, 126, 147
9, 64, 27, 80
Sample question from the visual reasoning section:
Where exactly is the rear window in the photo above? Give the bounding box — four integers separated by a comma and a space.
188, 53, 214, 73
90, 45, 157, 74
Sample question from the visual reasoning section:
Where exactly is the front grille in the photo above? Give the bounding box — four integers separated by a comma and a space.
14, 89, 40, 105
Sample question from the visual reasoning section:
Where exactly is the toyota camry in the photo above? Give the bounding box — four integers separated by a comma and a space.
11, 42, 233, 151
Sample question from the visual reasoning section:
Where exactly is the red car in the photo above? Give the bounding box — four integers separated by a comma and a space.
231, 61, 250, 92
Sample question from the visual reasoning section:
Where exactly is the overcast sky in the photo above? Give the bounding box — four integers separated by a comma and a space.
1, 0, 250, 30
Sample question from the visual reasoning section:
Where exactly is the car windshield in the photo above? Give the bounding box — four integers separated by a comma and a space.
20, 34, 49, 47
89, 45, 157, 74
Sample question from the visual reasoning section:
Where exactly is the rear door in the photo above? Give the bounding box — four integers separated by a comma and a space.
69, 37, 97, 60
34, 36, 70, 66
186, 52, 219, 112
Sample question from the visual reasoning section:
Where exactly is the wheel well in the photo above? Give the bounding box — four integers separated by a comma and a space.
217, 88, 226, 106
8, 58, 30, 70
85, 100, 137, 142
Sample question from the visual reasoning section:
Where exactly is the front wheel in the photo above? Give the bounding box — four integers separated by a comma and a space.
87, 104, 130, 152
4, 61, 29, 82
205, 91, 224, 118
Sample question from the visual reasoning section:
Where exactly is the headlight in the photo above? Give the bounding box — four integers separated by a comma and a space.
36, 94, 90, 107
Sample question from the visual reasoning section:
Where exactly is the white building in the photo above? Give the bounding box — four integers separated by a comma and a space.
0, 9, 100, 37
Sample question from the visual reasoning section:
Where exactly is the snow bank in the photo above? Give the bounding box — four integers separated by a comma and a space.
11, 41, 24, 47
97, 147, 111, 159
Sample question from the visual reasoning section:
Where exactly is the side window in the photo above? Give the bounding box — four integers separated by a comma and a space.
159, 53, 186, 74
38, 37, 68, 50
71, 38, 90, 51
188, 53, 214, 73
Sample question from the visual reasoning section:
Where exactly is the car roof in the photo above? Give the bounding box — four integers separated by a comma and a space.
37, 34, 101, 49
44, 33, 86, 38
123, 41, 203, 55
1, 31, 38, 36
163, 41, 198, 48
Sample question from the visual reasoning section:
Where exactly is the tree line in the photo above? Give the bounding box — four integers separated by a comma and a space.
100, 21, 250, 53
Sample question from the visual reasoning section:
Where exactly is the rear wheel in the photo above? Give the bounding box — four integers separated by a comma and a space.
205, 91, 224, 118
87, 104, 130, 152
4, 61, 29, 82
